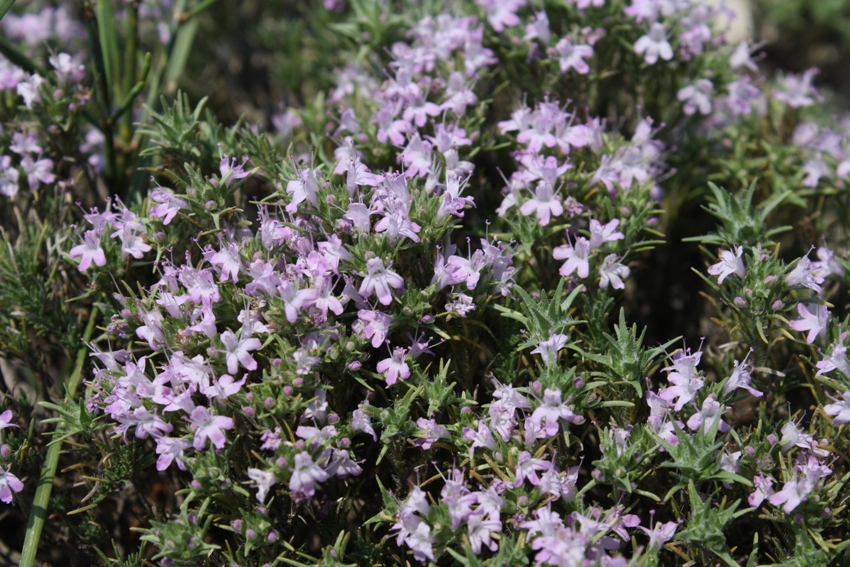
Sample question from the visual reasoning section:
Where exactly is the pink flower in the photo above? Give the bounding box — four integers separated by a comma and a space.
553, 38, 593, 74
377, 347, 410, 386
514, 451, 552, 487
0, 410, 17, 431
707, 246, 745, 284
289, 451, 329, 502
789, 303, 830, 344
553, 236, 592, 278
70, 230, 106, 272
155, 437, 191, 471
588, 219, 624, 249
599, 254, 630, 289
748, 474, 775, 507
659, 350, 704, 411
686, 394, 729, 435
531, 334, 568, 366
415, 417, 449, 450
220, 329, 262, 374
0, 466, 24, 504
634, 23, 673, 65
189, 406, 234, 450
825, 392, 850, 425
519, 182, 563, 226
247, 468, 278, 503
359, 258, 404, 306
529, 389, 582, 437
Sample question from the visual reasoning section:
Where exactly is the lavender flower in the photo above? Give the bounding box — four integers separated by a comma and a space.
634, 23, 673, 65
0, 466, 24, 504
707, 246, 745, 284
289, 451, 329, 502
376, 347, 410, 385
789, 303, 830, 344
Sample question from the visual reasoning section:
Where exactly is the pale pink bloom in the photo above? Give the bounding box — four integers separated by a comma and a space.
749, 474, 775, 507
686, 394, 729, 435
70, 230, 107, 272
155, 437, 191, 471
0, 410, 17, 431
189, 406, 234, 450
529, 389, 581, 438
520, 183, 563, 226
247, 468, 278, 503
0, 466, 24, 504
553, 38, 593, 74
289, 451, 329, 502
377, 347, 410, 386
599, 254, 630, 289
816, 342, 850, 378
634, 23, 673, 65
514, 451, 552, 487
468, 512, 502, 554
588, 218, 624, 249
789, 303, 830, 344
659, 350, 704, 411
824, 392, 850, 425
220, 329, 262, 374
553, 236, 592, 278
707, 246, 745, 284
639, 520, 678, 550
531, 333, 568, 366
359, 258, 404, 306
677, 79, 714, 115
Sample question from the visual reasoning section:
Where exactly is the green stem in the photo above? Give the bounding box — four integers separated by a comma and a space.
0, 0, 15, 22
0, 35, 45, 75
19, 307, 99, 567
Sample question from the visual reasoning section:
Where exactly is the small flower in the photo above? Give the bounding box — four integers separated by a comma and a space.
220, 329, 262, 375
553, 236, 592, 278
773, 68, 821, 108
749, 474, 775, 507
0, 466, 24, 504
686, 394, 729, 435
789, 303, 830, 344
677, 79, 714, 115
824, 392, 850, 425
531, 333, 568, 366
0, 410, 17, 431
415, 417, 449, 450
553, 38, 593, 74
247, 468, 278, 503
189, 406, 234, 450
707, 246, 745, 284
289, 451, 329, 502
598, 254, 630, 290
359, 258, 404, 306
376, 347, 410, 386
69, 231, 107, 272
634, 23, 673, 65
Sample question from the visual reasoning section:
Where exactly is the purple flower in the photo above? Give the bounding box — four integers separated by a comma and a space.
477, 0, 526, 32
520, 182, 563, 226
70, 230, 107, 272
685, 394, 729, 435
0, 156, 19, 198
0, 466, 24, 504
289, 451, 329, 502
247, 468, 278, 503
634, 23, 673, 65
816, 342, 850, 378
659, 349, 704, 411
531, 333, 568, 366
20, 155, 55, 190
189, 406, 234, 450
468, 512, 502, 554
220, 329, 262, 374
785, 253, 826, 294
352, 403, 377, 441
209, 242, 242, 283
16, 73, 44, 109
773, 68, 821, 108
825, 392, 850, 425
638, 520, 678, 550
529, 389, 582, 438
553, 236, 592, 278
599, 255, 630, 290
749, 474, 775, 507
707, 246, 745, 284
514, 451, 552, 487
359, 258, 404, 306
377, 347, 411, 386
677, 79, 714, 115
355, 309, 392, 348
155, 437, 192, 471
588, 219, 624, 249
789, 303, 830, 344
553, 38, 593, 74
415, 417, 449, 450
0, 410, 17, 431
723, 357, 763, 398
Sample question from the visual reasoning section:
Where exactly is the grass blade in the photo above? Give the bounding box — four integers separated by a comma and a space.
19, 308, 98, 567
